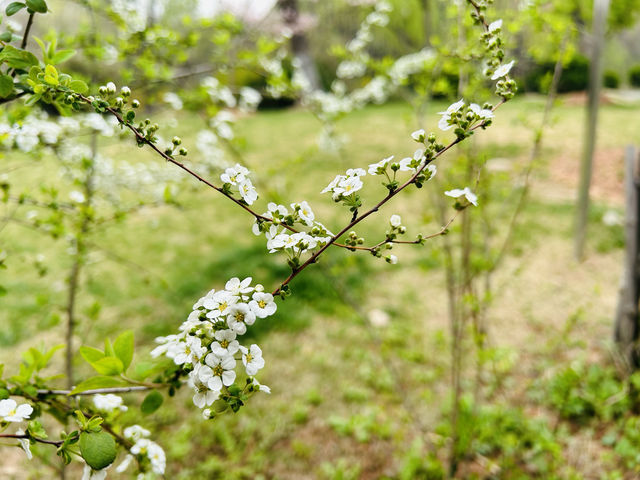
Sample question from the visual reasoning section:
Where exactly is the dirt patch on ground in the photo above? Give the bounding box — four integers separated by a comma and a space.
270, 419, 396, 480
548, 146, 625, 205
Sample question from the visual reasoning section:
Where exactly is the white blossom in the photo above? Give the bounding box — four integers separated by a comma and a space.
488, 19, 502, 33
204, 353, 237, 390
411, 129, 426, 142
368, 156, 393, 175
15, 429, 31, 460
249, 292, 277, 318
390, 215, 402, 228
123, 425, 151, 442
211, 329, 240, 357
0, 399, 32, 422
227, 303, 256, 334
93, 394, 128, 413
445, 187, 479, 206
469, 103, 494, 119
241, 344, 265, 376
82, 465, 108, 480
491, 60, 515, 80
239, 179, 258, 205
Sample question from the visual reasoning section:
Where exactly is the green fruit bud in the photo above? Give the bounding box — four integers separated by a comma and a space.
79, 431, 116, 470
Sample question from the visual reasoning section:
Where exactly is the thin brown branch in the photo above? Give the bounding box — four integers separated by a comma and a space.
20, 13, 35, 49
37, 386, 151, 396
77, 94, 272, 224
0, 433, 63, 447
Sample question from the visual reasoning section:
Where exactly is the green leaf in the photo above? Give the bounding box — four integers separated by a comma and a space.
26, 0, 47, 13
68, 79, 88, 94
23, 92, 41, 106
51, 49, 75, 64
113, 331, 133, 372
90, 357, 123, 376
0, 45, 39, 70
104, 339, 115, 358
140, 391, 163, 415
79, 346, 104, 364
69, 376, 127, 395
0, 75, 13, 98
42, 344, 64, 367
5, 2, 26, 16
133, 359, 170, 380
0, 32, 12, 43
79, 431, 116, 470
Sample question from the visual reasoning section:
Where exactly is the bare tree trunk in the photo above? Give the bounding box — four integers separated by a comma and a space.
278, 0, 321, 91
574, 0, 610, 260
615, 146, 640, 369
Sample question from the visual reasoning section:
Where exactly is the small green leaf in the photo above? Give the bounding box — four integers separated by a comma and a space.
113, 330, 133, 372
133, 359, 170, 380
42, 344, 64, 367
79, 431, 116, 470
90, 357, 123, 376
0, 45, 39, 70
0, 32, 13, 42
0, 74, 14, 98
140, 391, 163, 415
79, 346, 104, 364
5, 2, 26, 16
104, 339, 115, 358
69, 80, 89, 95
69, 376, 127, 395
26, 0, 47, 13
51, 49, 75, 64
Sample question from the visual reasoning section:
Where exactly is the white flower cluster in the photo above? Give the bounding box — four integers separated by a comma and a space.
389, 49, 436, 86
478, 17, 517, 97
93, 394, 128, 413
116, 425, 166, 477
151, 277, 273, 411
110, 0, 147, 32
0, 399, 33, 422
163, 92, 183, 111
321, 168, 366, 201
239, 87, 262, 112
252, 202, 333, 257
345, 1, 391, 55
0, 112, 116, 153
296, 1, 393, 150
201, 76, 237, 109
437, 99, 494, 132
194, 129, 228, 173
220, 163, 258, 205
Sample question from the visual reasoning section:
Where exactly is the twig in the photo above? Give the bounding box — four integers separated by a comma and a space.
20, 13, 35, 49
37, 386, 151, 396
0, 433, 63, 447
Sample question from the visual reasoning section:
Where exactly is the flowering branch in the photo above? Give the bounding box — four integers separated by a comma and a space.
271, 103, 503, 296
76, 93, 272, 224
334, 212, 459, 252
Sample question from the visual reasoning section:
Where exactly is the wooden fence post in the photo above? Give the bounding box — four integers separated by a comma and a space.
615, 146, 640, 368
